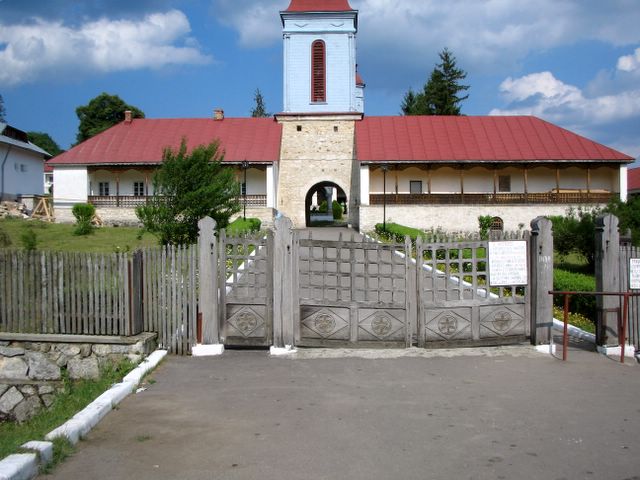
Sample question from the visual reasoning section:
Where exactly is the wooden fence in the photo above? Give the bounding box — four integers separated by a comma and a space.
0, 250, 132, 336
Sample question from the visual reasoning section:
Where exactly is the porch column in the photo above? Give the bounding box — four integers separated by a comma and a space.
493, 166, 497, 202
115, 171, 121, 207
523, 165, 529, 202
144, 171, 150, 196
586, 166, 591, 195
427, 167, 432, 195
619, 165, 628, 202
459, 167, 465, 203
266, 164, 277, 208
359, 165, 370, 206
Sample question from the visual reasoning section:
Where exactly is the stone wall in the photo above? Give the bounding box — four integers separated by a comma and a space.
277, 118, 358, 228
358, 204, 608, 233
0, 333, 156, 422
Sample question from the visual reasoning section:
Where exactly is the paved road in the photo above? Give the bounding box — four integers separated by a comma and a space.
47, 348, 640, 480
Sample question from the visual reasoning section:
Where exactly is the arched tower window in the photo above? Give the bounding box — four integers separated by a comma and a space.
311, 40, 326, 103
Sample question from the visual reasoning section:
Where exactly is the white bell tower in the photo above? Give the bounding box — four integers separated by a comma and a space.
281, 0, 363, 114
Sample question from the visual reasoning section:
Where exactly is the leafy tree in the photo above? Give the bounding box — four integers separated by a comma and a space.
401, 48, 469, 116
250, 88, 270, 118
606, 196, 640, 246
75, 93, 144, 144
0, 94, 5, 122
27, 132, 64, 157
136, 140, 241, 245
550, 208, 600, 272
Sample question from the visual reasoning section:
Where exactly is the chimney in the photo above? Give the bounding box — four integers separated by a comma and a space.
213, 109, 224, 121
124, 110, 132, 124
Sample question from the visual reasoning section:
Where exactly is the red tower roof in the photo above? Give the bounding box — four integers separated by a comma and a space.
284, 0, 354, 12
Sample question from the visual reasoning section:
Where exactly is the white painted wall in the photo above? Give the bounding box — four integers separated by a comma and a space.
620, 166, 628, 202
0, 145, 45, 198
89, 169, 155, 196
53, 167, 88, 207
282, 13, 358, 113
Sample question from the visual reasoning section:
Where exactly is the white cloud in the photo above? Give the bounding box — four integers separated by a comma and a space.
490, 71, 640, 126
617, 47, 640, 72
0, 10, 212, 86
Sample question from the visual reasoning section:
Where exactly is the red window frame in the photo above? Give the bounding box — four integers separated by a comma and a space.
311, 40, 326, 103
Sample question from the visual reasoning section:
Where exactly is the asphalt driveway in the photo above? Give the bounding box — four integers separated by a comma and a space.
46, 347, 639, 480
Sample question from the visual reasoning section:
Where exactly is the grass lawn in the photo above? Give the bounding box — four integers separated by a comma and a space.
0, 360, 134, 461
0, 217, 158, 253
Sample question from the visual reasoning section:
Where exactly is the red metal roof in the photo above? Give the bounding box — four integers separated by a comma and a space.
356, 116, 634, 163
50, 118, 282, 166
629, 167, 640, 192
284, 0, 354, 12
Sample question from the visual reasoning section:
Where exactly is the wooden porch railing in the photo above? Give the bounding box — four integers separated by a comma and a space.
369, 192, 614, 205
89, 195, 268, 208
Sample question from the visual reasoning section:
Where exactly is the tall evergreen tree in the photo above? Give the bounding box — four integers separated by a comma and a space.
75, 92, 144, 144
0, 94, 6, 122
401, 48, 470, 116
27, 132, 64, 157
250, 88, 270, 118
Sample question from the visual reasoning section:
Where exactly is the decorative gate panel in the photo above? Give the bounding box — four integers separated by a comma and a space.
417, 234, 530, 347
296, 234, 412, 347
219, 231, 273, 347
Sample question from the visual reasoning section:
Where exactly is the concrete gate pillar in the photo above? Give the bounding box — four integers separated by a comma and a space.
530, 217, 554, 345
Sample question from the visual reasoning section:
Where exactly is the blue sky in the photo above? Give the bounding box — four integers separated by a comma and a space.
1, 0, 639, 166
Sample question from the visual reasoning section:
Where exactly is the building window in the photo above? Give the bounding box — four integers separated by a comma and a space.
241, 182, 247, 196
99, 182, 110, 196
133, 182, 144, 197
410, 181, 423, 194
490, 217, 504, 232
311, 40, 326, 103
498, 175, 511, 192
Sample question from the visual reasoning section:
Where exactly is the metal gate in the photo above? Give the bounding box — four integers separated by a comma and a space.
416, 234, 530, 347
295, 231, 413, 347
619, 244, 640, 351
219, 230, 274, 347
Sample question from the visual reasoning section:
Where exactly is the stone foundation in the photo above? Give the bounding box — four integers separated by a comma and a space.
0, 332, 156, 422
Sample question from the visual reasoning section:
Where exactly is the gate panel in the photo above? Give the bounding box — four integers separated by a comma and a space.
219, 230, 273, 347
417, 233, 530, 348
619, 244, 640, 351
296, 235, 411, 347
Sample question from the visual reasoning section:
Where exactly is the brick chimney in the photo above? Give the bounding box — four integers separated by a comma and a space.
213, 109, 224, 121
124, 110, 132, 124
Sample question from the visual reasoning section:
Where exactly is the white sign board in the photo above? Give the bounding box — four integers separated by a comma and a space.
630, 258, 640, 290
488, 241, 528, 287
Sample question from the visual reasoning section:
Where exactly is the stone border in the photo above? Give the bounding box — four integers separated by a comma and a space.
0, 349, 167, 480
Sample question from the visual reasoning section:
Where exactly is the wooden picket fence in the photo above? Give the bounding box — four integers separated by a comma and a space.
0, 246, 198, 354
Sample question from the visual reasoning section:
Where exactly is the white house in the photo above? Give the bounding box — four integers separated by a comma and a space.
0, 122, 50, 202
49, 0, 635, 231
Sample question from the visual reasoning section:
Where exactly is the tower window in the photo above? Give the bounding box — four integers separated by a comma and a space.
311, 40, 326, 103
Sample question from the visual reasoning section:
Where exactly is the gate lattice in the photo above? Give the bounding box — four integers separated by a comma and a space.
296, 231, 412, 347
619, 244, 640, 351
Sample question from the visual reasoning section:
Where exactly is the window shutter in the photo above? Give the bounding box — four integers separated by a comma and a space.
311, 41, 326, 103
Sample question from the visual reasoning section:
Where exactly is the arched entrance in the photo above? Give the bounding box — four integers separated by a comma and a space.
305, 182, 348, 227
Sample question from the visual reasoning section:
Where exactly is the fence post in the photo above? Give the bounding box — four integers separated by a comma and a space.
198, 216, 219, 344
530, 217, 554, 345
273, 215, 295, 348
595, 214, 620, 347
130, 250, 144, 335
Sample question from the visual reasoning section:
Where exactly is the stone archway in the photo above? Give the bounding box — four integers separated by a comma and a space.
305, 181, 348, 227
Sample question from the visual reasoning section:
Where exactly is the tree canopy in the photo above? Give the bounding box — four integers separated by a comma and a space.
75, 92, 144, 144
401, 48, 470, 116
0, 94, 6, 122
27, 132, 64, 157
250, 88, 270, 118
136, 140, 241, 245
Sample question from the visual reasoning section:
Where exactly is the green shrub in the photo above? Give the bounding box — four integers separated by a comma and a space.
318, 200, 328, 214
20, 228, 37, 251
478, 215, 493, 240
227, 217, 261, 235
72, 203, 96, 236
375, 222, 425, 243
332, 200, 343, 220
0, 226, 11, 247
553, 268, 596, 321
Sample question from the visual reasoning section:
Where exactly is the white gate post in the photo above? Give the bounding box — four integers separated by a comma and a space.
595, 214, 620, 347
273, 216, 296, 348
197, 216, 220, 348
530, 217, 554, 345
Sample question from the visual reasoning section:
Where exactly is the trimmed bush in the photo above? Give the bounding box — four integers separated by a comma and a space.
553, 268, 596, 321
332, 200, 343, 220
478, 215, 493, 240
375, 222, 425, 243
227, 217, 261, 235
72, 203, 96, 236
318, 200, 328, 214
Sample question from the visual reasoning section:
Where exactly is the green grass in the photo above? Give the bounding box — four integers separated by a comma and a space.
0, 218, 158, 253
0, 360, 135, 461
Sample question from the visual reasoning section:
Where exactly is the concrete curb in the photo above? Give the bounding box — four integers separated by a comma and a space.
0, 349, 168, 480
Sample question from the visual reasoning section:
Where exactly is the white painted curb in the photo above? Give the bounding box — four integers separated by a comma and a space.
192, 344, 225, 356
552, 318, 596, 343
270, 345, 297, 356
535, 344, 557, 355
0, 349, 168, 480
0, 454, 38, 480
597, 344, 637, 359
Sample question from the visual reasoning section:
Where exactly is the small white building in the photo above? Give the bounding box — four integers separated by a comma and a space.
0, 122, 50, 201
